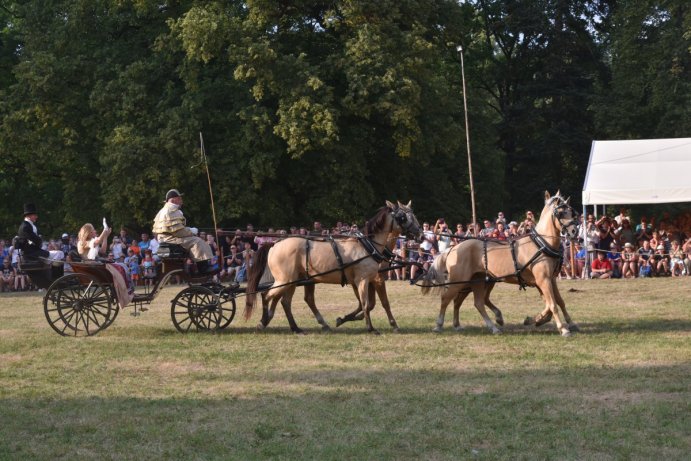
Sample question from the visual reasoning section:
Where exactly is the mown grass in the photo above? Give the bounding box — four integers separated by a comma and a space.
1, 278, 689, 460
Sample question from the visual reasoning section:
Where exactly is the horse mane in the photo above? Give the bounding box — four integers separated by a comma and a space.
364, 207, 391, 236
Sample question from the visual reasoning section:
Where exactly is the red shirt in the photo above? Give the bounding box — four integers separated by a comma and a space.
592, 258, 612, 271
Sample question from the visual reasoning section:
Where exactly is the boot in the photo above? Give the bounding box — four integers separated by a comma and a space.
196, 260, 214, 275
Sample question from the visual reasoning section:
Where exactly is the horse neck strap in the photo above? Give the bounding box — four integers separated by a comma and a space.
356, 232, 386, 263
530, 228, 562, 259
327, 236, 348, 286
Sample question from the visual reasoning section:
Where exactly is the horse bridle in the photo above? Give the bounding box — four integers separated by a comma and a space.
391, 207, 419, 239
551, 199, 579, 239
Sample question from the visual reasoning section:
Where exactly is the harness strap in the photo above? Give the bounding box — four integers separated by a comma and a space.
305, 239, 311, 277
510, 239, 528, 291
356, 232, 386, 263
328, 236, 348, 286
483, 239, 490, 282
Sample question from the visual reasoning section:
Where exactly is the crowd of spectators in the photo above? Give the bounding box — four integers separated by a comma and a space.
2, 208, 689, 292
565, 209, 691, 279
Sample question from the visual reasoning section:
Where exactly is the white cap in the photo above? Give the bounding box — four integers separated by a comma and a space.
61, 233, 69, 238
656, 244, 664, 250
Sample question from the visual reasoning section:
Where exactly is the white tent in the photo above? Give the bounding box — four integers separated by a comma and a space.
582, 138, 691, 205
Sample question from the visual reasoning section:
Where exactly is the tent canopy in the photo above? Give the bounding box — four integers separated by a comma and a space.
582, 138, 691, 205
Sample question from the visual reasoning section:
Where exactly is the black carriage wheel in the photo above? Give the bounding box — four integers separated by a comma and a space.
170, 286, 219, 333
43, 274, 115, 337
216, 288, 237, 330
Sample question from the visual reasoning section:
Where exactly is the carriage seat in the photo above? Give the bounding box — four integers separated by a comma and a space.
18, 255, 47, 271
156, 242, 187, 259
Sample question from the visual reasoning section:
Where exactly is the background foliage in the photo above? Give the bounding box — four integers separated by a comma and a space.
0, 0, 688, 237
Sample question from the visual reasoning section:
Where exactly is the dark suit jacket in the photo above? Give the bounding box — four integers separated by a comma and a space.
17, 219, 46, 258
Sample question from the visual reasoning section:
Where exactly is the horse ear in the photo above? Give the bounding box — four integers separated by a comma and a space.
555, 189, 561, 197
544, 191, 551, 201
565, 196, 571, 204
385, 200, 396, 210
406, 200, 412, 208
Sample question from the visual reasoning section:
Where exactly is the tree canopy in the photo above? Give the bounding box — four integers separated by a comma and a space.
0, 0, 688, 237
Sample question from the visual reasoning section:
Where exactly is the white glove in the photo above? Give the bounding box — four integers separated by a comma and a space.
190, 227, 198, 235
103, 217, 109, 231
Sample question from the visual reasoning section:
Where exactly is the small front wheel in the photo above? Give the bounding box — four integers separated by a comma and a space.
170, 286, 219, 333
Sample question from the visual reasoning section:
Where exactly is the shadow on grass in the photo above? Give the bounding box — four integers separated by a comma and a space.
147, 316, 691, 338
1, 365, 689, 461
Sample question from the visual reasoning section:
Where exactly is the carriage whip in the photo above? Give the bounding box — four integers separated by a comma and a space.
197, 132, 220, 259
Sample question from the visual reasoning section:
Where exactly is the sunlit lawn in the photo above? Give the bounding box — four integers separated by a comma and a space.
1, 277, 689, 460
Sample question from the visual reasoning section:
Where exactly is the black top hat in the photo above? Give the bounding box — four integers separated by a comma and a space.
165, 189, 183, 201
23, 203, 38, 216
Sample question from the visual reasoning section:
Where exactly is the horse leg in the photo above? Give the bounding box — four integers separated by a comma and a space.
303, 284, 331, 332
537, 279, 571, 337
279, 286, 304, 334
434, 287, 457, 333
523, 286, 553, 327
336, 285, 365, 327
374, 279, 399, 332
452, 289, 471, 331
483, 283, 504, 326
472, 284, 501, 334
553, 283, 579, 332
357, 279, 378, 334
258, 293, 280, 330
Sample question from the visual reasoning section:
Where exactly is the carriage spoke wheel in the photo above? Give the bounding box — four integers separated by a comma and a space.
170, 286, 221, 333
215, 288, 238, 330
43, 274, 115, 337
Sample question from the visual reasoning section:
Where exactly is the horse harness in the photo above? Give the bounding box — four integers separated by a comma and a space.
429, 199, 577, 289
303, 232, 397, 287
303, 207, 415, 286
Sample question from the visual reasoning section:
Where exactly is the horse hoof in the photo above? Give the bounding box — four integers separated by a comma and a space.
454, 325, 464, 332
496, 318, 505, 327
492, 328, 502, 335
256, 323, 266, 331
293, 329, 306, 335
369, 329, 381, 336
321, 325, 332, 333
569, 323, 580, 332
523, 316, 535, 326
392, 327, 400, 334
561, 329, 572, 337
335, 317, 344, 327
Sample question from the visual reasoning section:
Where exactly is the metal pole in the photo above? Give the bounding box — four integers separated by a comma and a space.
458, 45, 478, 236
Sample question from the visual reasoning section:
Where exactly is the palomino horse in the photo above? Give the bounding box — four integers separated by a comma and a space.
255, 234, 404, 333
245, 201, 421, 334
421, 191, 579, 336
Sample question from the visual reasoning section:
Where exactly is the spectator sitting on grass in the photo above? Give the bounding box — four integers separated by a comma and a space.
591, 251, 612, 279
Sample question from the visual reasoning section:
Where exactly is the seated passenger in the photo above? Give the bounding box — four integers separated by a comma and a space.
77, 222, 112, 261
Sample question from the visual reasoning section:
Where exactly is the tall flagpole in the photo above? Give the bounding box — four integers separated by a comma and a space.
199, 132, 220, 258
458, 45, 478, 237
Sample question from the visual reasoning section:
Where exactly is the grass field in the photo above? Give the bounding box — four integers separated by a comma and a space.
1, 278, 690, 460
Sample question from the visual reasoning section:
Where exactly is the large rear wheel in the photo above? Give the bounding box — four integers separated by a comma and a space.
43, 274, 116, 336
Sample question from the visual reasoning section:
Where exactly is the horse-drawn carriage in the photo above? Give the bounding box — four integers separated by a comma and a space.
19, 243, 240, 336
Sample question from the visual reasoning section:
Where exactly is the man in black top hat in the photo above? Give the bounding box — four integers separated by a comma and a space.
17, 203, 50, 260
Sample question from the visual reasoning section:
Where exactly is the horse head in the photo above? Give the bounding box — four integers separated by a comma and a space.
385, 200, 421, 241
544, 191, 579, 240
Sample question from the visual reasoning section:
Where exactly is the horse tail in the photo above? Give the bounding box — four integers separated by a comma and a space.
244, 242, 274, 320
420, 248, 450, 295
